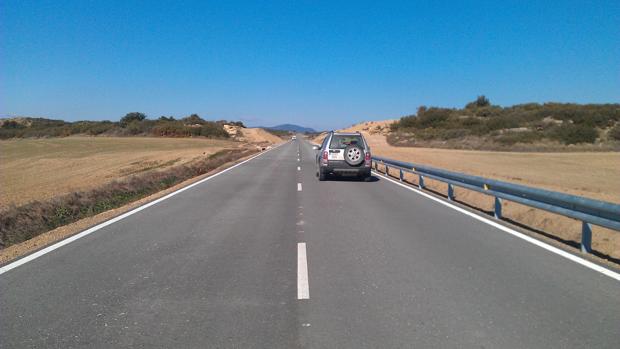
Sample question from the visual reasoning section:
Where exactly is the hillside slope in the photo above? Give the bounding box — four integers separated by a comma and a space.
390, 101, 620, 151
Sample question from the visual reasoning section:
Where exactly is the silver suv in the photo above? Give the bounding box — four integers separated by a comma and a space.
313, 131, 372, 181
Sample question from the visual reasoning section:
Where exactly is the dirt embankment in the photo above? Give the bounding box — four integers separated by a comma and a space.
330, 120, 620, 261
223, 125, 284, 145
238, 128, 284, 144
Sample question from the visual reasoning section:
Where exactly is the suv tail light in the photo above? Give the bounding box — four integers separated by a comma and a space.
321, 150, 328, 165
364, 151, 371, 167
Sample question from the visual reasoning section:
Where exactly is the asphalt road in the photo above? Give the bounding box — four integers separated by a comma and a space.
1, 139, 619, 348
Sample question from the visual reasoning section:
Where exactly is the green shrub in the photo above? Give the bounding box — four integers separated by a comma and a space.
126, 121, 146, 135
392, 115, 416, 130
459, 117, 483, 127
197, 122, 229, 138
609, 124, 620, 141
0, 115, 232, 139
414, 108, 453, 128
485, 116, 520, 131
465, 95, 491, 109
1, 120, 26, 129
412, 128, 440, 140
151, 120, 189, 137
86, 121, 117, 135
120, 112, 147, 127
182, 114, 206, 125
495, 131, 542, 145
474, 105, 503, 118
389, 101, 619, 147
551, 124, 598, 144
439, 128, 469, 139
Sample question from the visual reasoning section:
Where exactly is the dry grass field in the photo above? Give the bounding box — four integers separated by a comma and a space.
316, 122, 620, 260
0, 136, 241, 209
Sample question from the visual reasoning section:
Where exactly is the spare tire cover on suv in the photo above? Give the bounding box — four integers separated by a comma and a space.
344, 144, 364, 166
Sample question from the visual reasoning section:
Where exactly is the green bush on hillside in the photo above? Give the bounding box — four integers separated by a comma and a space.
495, 131, 542, 145
465, 95, 490, 109
609, 124, 620, 141
120, 112, 147, 127
550, 124, 598, 144
390, 97, 617, 146
182, 114, 206, 125
0, 113, 232, 139
1, 120, 26, 129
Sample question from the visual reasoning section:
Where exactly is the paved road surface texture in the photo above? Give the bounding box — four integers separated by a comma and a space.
1, 139, 619, 348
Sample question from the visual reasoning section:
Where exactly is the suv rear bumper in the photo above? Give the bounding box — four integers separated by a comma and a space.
322, 160, 371, 177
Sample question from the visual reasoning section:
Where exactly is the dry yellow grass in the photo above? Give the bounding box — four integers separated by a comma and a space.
320, 121, 620, 260
0, 136, 239, 209
367, 133, 620, 203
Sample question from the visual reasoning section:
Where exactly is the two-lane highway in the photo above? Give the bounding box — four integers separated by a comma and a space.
1, 139, 619, 348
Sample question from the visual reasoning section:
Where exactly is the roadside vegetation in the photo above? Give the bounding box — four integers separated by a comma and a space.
0, 113, 241, 139
389, 97, 620, 150
0, 148, 257, 248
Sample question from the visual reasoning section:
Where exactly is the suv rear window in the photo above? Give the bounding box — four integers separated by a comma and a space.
329, 135, 365, 149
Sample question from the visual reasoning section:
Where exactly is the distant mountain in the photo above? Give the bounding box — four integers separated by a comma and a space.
261, 124, 316, 133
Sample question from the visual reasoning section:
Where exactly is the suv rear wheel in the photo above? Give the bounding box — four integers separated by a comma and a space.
344, 144, 364, 166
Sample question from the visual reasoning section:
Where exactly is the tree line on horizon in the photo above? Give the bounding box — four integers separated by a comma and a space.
390, 97, 620, 145
0, 112, 244, 139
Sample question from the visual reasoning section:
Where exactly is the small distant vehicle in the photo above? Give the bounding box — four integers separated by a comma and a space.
313, 131, 372, 181
292, 135, 297, 140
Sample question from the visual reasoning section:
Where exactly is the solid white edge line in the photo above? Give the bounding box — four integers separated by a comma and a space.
297, 242, 310, 299
297, 183, 302, 191
0, 142, 289, 276
372, 170, 620, 282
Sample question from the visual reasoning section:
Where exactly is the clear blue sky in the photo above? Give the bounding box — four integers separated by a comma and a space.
1, 1, 618, 130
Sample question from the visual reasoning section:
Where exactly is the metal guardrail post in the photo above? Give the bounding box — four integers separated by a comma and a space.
448, 184, 454, 201
385, 165, 389, 176
581, 222, 592, 253
399, 169, 403, 181
418, 175, 425, 189
494, 197, 503, 219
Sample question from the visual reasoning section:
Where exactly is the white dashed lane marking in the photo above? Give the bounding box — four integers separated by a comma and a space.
297, 243, 310, 299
